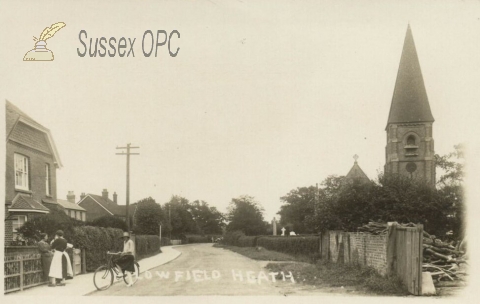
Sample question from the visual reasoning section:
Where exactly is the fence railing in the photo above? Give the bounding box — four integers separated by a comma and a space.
4, 248, 83, 294
4, 253, 47, 293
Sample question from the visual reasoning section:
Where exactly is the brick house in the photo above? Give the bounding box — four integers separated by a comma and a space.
5, 100, 63, 243
57, 191, 86, 222
77, 189, 137, 224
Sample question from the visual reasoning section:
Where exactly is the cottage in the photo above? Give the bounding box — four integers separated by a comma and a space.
77, 189, 137, 223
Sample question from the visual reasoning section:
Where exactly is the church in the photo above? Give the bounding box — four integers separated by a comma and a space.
346, 25, 435, 185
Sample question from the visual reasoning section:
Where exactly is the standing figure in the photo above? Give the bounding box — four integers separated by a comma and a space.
37, 233, 53, 282
48, 230, 73, 286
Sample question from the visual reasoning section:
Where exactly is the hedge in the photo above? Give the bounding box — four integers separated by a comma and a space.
70, 226, 124, 271
222, 231, 245, 246
237, 236, 258, 247
135, 235, 161, 259
70, 226, 163, 271
161, 237, 171, 246
256, 236, 320, 256
187, 236, 210, 243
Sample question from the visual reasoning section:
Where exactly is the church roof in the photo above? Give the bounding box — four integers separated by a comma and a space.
386, 25, 434, 129
346, 160, 369, 182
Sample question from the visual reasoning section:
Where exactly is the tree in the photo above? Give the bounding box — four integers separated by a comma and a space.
164, 195, 198, 236
91, 215, 127, 230
277, 186, 316, 234
435, 144, 464, 187
133, 197, 164, 235
190, 200, 225, 235
226, 196, 267, 236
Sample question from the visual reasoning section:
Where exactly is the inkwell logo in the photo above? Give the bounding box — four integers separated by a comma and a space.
23, 22, 66, 61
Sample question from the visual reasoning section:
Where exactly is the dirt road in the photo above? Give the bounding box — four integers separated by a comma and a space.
91, 243, 346, 296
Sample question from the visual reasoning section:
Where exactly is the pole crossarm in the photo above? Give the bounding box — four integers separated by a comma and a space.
116, 143, 140, 233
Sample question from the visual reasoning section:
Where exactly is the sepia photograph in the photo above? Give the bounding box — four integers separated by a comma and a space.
1, 0, 479, 301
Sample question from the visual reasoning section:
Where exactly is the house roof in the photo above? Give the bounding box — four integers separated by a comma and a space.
10, 194, 50, 213
346, 161, 369, 182
386, 25, 434, 128
57, 199, 86, 211
80, 194, 137, 217
6, 100, 63, 168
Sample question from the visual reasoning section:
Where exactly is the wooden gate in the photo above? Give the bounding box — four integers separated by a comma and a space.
387, 223, 423, 295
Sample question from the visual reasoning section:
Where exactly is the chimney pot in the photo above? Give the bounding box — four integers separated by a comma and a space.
80, 192, 86, 201
67, 191, 76, 204
102, 189, 108, 200
113, 192, 118, 204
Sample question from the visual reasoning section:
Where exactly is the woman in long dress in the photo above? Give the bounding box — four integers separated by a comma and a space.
37, 233, 53, 282
48, 230, 73, 286
113, 232, 135, 286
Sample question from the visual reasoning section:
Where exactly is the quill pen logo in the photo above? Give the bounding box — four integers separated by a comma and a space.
23, 22, 66, 61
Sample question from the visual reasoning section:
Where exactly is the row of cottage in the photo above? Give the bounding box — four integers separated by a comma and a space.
5, 100, 136, 244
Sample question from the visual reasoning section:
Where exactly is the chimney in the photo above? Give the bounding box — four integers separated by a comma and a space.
67, 191, 76, 203
113, 192, 118, 204
80, 192, 86, 201
102, 189, 108, 200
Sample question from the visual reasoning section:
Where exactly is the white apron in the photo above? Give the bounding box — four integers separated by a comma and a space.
48, 250, 73, 279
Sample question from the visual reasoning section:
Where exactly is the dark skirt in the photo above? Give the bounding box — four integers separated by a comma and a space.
41, 254, 53, 281
114, 255, 135, 273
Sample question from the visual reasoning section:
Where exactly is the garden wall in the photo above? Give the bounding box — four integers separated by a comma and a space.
328, 231, 388, 275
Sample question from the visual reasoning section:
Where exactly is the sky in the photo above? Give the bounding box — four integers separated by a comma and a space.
1, 0, 480, 224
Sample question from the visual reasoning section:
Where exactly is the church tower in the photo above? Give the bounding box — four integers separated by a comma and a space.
385, 25, 435, 185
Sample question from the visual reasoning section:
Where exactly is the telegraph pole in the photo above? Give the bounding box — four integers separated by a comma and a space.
116, 143, 139, 232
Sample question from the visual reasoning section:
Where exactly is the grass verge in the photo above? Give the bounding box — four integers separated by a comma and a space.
215, 243, 408, 296
213, 244, 297, 261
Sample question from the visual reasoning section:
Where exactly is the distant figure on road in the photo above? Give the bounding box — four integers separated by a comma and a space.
37, 233, 53, 282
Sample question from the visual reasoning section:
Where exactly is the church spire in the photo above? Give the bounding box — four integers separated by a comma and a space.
386, 25, 434, 129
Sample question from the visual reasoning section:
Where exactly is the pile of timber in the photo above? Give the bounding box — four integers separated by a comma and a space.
357, 221, 468, 284
356, 221, 417, 235
423, 231, 467, 284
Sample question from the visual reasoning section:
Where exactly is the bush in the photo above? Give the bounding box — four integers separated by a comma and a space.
70, 226, 123, 271
187, 235, 210, 243
90, 215, 127, 230
135, 235, 161, 259
256, 235, 320, 256
222, 231, 245, 246
160, 237, 171, 246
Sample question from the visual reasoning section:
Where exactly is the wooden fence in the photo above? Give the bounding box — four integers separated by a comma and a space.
4, 248, 82, 294
4, 253, 46, 293
387, 223, 423, 295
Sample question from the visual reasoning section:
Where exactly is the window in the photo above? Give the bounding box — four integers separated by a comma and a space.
76, 211, 81, 220
70, 210, 75, 219
45, 164, 51, 196
81, 212, 86, 222
12, 215, 27, 232
14, 154, 29, 191
407, 135, 416, 146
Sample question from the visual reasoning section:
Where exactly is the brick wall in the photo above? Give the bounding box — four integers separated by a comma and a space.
329, 231, 388, 275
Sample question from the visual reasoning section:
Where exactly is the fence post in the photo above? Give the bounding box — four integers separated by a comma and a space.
19, 256, 24, 291
417, 224, 423, 295
81, 249, 87, 274
386, 222, 397, 275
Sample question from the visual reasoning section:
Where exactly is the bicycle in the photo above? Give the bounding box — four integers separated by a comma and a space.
93, 252, 140, 290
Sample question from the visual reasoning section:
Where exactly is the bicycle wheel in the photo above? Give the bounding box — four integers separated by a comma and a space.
93, 265, 114, 290
123, 262, 140, 285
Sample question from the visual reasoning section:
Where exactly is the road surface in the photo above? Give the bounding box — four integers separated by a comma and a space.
91, 243, 342, 296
